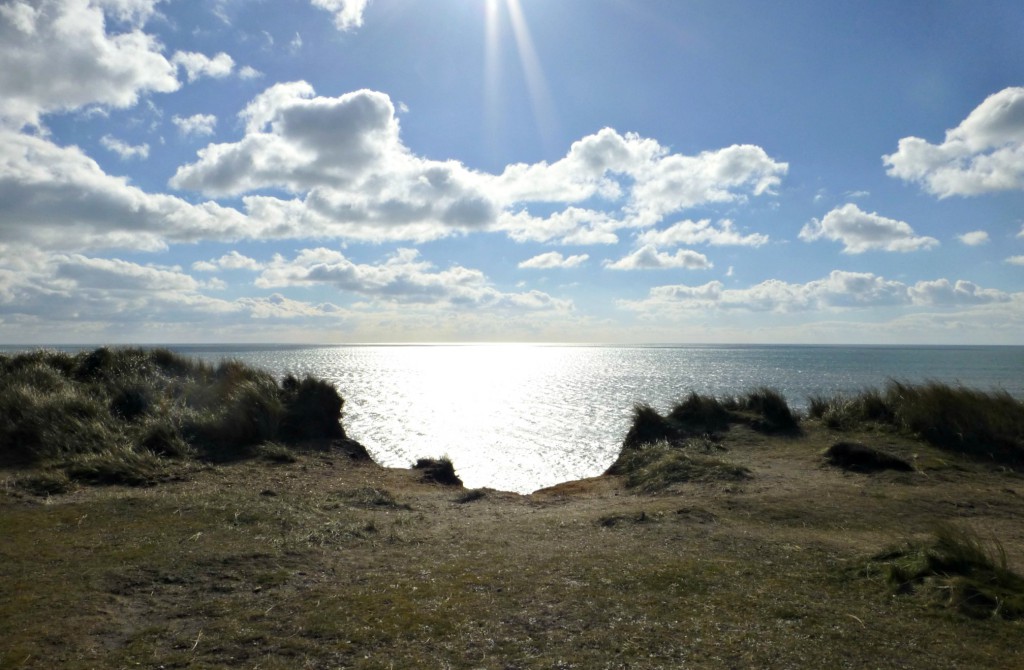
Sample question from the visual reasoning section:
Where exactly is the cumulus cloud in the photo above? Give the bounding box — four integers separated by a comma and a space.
100, 135, 149, 160
0, 129, 250, 252
171, 51, 235, 82
498, 208, 620, 245
957, 230, 989, 246
495, 128, 787, 225
637, 219, 769, 247
884, 87, 1024, 197
54, 254, 200, 292
192, 251, 263, 272
1007, 256, 1024, 266
620, 270, 1009, 314
255, 247, 571, 311
0, 252, 352, 336
170, 83, 787, 245
170, 82, 502, 241
604, 245, 712, 271
0, 0, 179, 128
172, 113, 218, 136
239, 65, 262, 80
310, 0, 369, 31
799, 203, 939, 253
907, 279, 1009, 306
518, 252, 589, 270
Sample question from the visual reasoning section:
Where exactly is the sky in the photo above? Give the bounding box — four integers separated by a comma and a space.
2, 0, 1024, 345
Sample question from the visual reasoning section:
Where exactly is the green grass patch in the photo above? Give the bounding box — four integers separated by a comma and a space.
866, 523, 1024, 619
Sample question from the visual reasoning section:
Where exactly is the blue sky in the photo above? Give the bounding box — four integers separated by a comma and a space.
2, 0, 1024, 344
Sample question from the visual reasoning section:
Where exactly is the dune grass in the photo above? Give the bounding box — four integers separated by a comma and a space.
0, 347, 357, 490
808, 381, 1024, 468
867, 524, 1024, 620
622, 388, 799, 451
611, 440, 750, 493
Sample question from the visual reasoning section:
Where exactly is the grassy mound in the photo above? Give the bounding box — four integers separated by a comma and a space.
622, 388, 799, 450
609, 441, 750, 493
0, 347, 363, 490
866, 524, 1024, 620
809, 381, 1024, 468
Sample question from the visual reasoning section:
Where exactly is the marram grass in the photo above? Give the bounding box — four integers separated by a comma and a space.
0, 347, 353, 490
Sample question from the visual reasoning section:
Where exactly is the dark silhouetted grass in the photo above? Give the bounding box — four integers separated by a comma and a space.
809, 381, 1024, 467
413, 456, 463, 486
620, 388, 799, 454
733, 387, 800, 433
0, 347, 354, 491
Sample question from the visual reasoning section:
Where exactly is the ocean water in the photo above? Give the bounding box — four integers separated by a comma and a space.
162, 344, 1024, 493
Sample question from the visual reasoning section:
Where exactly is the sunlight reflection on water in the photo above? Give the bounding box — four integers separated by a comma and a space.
172, 343, 1024, 494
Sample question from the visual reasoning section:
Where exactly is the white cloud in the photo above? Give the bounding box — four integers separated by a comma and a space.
799, 203, 939, 253
239, 65, 262, 80
55, 254, 200, 292
311, 0, 369, 32
957, 230, 989, 246
172, 113, 218, 136
498, 208, 619, 245
0, 252, 351, 335
1007, 256, 1024, 266
494, 128, 787, 226
171, 51, 235, 82
604, 245, 712, 271
0, 0, 179, 128
172, 84, 787, 246
100, 135, 149, 160
908, 279, 1009, 306
192, 251, 263, 272
884, 87, 1024, 197
620, 270, 1008, 314
171, 82, 501, 242
518, 252, 589, 270
256, 247, 571, 311
0, 129, 250, 252
637, 219, 769, 247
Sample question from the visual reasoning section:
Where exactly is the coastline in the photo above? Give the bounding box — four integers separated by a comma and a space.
2, 348, 1024, 667
4, 418, 1024, 668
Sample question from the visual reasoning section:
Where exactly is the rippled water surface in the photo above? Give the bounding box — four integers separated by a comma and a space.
165, 344, 1024, 493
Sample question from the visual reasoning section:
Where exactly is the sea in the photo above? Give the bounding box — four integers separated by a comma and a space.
5, 343, 1024, 493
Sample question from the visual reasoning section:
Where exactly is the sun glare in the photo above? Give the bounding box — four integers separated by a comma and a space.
483, 0, 557, 152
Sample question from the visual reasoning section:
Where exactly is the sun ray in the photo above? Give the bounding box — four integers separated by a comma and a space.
483, 0, 558, 156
